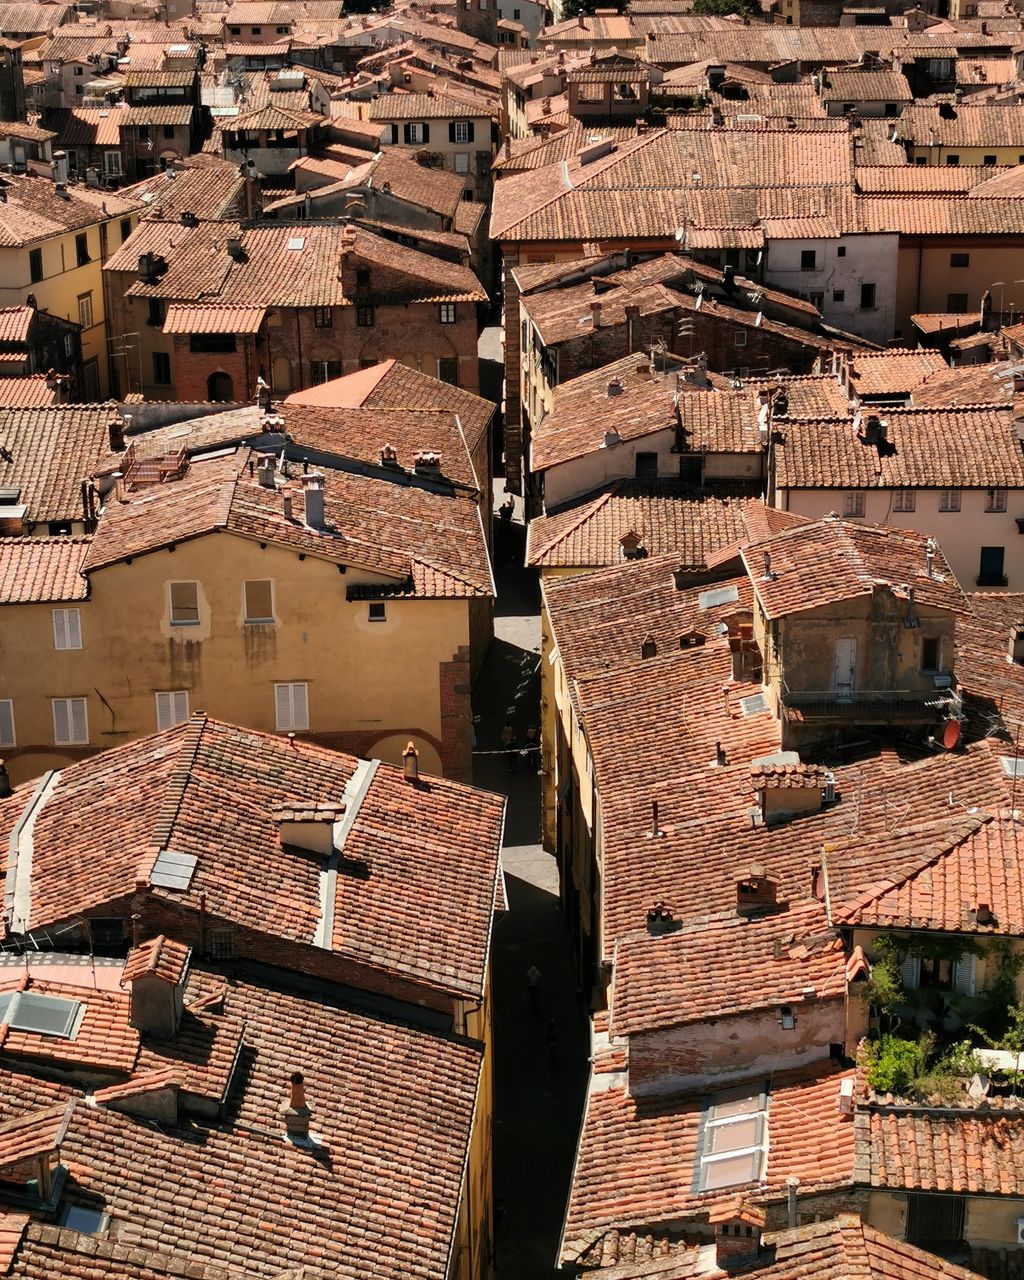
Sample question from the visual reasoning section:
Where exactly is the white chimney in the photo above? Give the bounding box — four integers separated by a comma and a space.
302, 472, 325, 527
52, 150, 69, 186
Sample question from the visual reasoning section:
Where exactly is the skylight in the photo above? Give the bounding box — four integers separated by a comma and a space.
697, 1089, 768, 1191
739, 692, 769, 717
59, 1203, 107, 1235
698, 584, 739, 611
286, 236, 305, 251
0, 991, 83, 1039
150, 848, 198, 890
1000, 756, 1024, 779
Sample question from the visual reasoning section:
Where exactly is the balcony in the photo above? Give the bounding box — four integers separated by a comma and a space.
780, 685, 941, 724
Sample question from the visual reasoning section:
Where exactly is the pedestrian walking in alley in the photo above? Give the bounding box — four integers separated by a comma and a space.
501, 719, 519, 772
523, 724, 540, 773
526, 964, 541, 1011
497, 495, 514, 530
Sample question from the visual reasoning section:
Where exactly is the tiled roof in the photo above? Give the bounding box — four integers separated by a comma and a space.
560, 1064, 857, 1266
773, 406, 1024, 490
526, 483, 773, 570
957, 591, 1024, 735
859, 194, 1024, 237
0, 974, 139, 1073
163, 303, 267, 334
898, 102, 1024, 148
820, 68, 912, 102
848, 348, 948, 396
360, 149, 466, 219
45, 107, 123, 148
227, 102, 323, 131
856, 1104, 1024, 1196
119, 105, 194, 126
0, 308, 34, 345
121, 936, 191, 985
740, 373, 850, 419
0, 376, 59, 408
0, 1102, 72, 1169
910, 361, 1015, 407
0, 174, 141, 249
85, 449, 493, 599
121, 158, 249, 221
742, 517, 966, 620
106, 221, 486, 307
0, 405, 114, 526
0, 715, 505, 1000
856, 164, 1004, 193
368, 90, 492, 120
531, 354, 761, 473
758, 1217, 990, 1280
611, 901, 846, 1036
0, 537, 90, 603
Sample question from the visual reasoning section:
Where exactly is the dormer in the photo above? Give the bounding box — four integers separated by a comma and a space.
121, 936, 191, 1038
709, 1200, 766, 1270
735, 862, 781, 917
0, 1101, 75, 1206
273, 801, 347, 855
750, 754, 834, 824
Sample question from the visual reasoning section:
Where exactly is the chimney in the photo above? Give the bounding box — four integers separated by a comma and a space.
108, 418, 125, 452
646, 900, 673, 934
403, 741, 420, 783
624, 303, 640, 352
977, 902, 993, 925
302, 472, 325, 527
179, 209, 197, 226
786, 1177, 800, 1229
0, 761, 10, 800
283, 493, 293, 521
591, 300, 602, 329
413, 451, 443, 478
711, 1204, 765, 1271
279, 1071, 312, 1143
736, 863, 777, 915
257, 457, 276, 488
925, 537, 936, 577
226, 235, 244, 261
607, 377, 622, 396
51, 150, 69, 186
122, 936, 191, 1038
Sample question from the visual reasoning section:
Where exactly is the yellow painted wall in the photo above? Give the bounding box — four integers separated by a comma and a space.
0, 529, 472, 785
907, 145, 1024, 166
893, 239, 1024, 339
454, 970, 496, 1280
0, 212, 139, 399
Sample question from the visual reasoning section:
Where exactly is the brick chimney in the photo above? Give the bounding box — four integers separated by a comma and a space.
279, 1071, 312, 1143
403, 741, 420, 783
709, 1202, 766, 1270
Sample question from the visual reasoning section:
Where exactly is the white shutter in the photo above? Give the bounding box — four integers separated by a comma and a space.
157, 691, 190, 730
899, 954, 921, 990
292, 682, 309, 731
70, 698, 87, 744
52, 699, 70, 745
52, 610, 67, 650
275, 683, 291, 730
172, 690, 189, 724
0, 700, 14, 747
953, 953, 976, 996
155, 692, 171, 731
53, 608, 81, 650
275, 683, 308, 731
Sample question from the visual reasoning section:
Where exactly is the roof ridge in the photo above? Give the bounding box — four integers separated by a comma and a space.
149, 713, 208, 855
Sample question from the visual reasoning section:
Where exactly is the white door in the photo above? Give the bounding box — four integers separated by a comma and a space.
834, 637, 856, 700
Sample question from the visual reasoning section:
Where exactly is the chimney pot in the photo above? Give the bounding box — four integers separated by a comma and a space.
403, 741, 420, 783
108, 418, 125, 452
280, 1070, 312, 1141
591, 300, 602, 329
283, 493, 293, 521
977, 902, 993, 924
257, 458, 276, 489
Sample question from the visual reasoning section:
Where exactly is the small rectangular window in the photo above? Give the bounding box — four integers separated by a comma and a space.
29, 248, 42, 283
52, 608, 82, 650
734, 330, 747, 347
800, 249, 816, 271
921, 637, 940, 671
368, 602, 386, 622
103, 150, 121, 176
275, 682, 309, 731
162, 124, 175, 140
120, 217, 132, 243
843, 491, 866, 517
860, 282, 876, 310
153, 351, 171, 384
837, 245, 846, 257
454, 152, 470, 174
437, 357, 459, 385
453, 120, 470, 143
169, 581, 200, 625
939, 488, 961, 512
833, 289, 845, 302
950, 253, 970, 268
946, 154, 960, 166
52, 697, 88, 745
635, 452, 658, 481
947, 293, 968, 313
313, 306, 333, 328
983, 154, 997, 166
148, 298, 165, 327
979, 545, 1006, 585
408, 122, 425, 143
209, 928, 234, 958
986, 487, 1007, 512
0, 700, 14, 748
155, 690, 189, 730
244, 579, 274, 623
892, 488, 915, 512
356, 304, 374, 327
75, 233, 89, 267
439, 302, 456, 324
77, 292, 93, 330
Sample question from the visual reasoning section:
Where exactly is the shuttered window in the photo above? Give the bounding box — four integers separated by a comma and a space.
953, 954, 976, 996
0, 700, 14, 748
274, 682, 309, 732
52, 697, 88, 745
899, 954, 921, 989
52, 608, 82, 650
169, 581, 200, 625
155, 690, 189, 731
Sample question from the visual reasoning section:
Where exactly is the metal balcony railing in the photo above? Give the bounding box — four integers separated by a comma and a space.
780, 685, 939, 723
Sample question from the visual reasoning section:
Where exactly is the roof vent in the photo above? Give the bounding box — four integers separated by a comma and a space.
226, 235, 245, 261
380, 443, 402, 471
413, 450, 443, 478
735, 863, 778, 916
646, 901, 674, 934
179, 209, 197, 226
602, 429, 620, 448
280, 1071, 314, 1144
607, 376, 622, 396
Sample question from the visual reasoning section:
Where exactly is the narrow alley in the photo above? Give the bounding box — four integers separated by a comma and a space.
473, 497, 590, 1279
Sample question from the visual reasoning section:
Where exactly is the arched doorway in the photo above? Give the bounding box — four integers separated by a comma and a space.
208, 371, 233, 402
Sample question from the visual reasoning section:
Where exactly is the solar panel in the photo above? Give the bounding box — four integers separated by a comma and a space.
740, 693, 769, 717
150, 848, 198, 890
698, 584, 739, 611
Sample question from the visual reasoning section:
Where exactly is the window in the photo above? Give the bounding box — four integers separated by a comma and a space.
833, 289, 845, 302
454, 152, 470, 173
189, 333, 236, 353
697, 1089, 768, 1192
244, 579, 274, 623
368, 601, 386, 622
0, 700, 14, 748
843, 491, 866, 517
407, 122, 426, 144
209, 928, 234, 958
986, 487, 1007, 512
979, 545, 1006, 586
137, 125, 150, 142
984, 154, 997, 166
148, 297, 165, 326
437, 357, 459, 385
893, 488, 915, 512
162, 124, 175, 140
939, 488, 960, 511
120, 217, 132, 243
169, 580, 200, 625
48, 521, 72, 536
77, 292, 93, 330
439, 302, 456, 324
452, 120, 471, 143
734, 330, 747, 347
228, 24, 240, 32
155, 690, 189, 730
921, 636, 941, 671
945, 154, 961, 167
313, 305, 333, 328
800, 249, 816, 271
947, 293, 968, 313
356, 304, 374, 327
635, 452, 658, 481
679, 455, 702, 485
251, 24, 261, 32
274, 682, 309, 731
75, 85, 83, 96
52, 697, 88, 745
356, 268, 370, 289
29, 247, 42, 283
153, 351, 171, 384
103, 150, 121, 176
75, 233, 89, 266
860, 282, 876, 309
52, 608, 82, 651
59, 1204, 107, 1235
837, 245, 846, 257
950, 253, 970, 268
0, 990, 82, 1037
310, 360, 341, 385
276, 23, 289, 31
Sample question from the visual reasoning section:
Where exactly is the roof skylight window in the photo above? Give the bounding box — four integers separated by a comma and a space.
697, 1088, 768, 1191
0, 991, 83, 1039
286, 236, 305, 251
698, 584, 739, 611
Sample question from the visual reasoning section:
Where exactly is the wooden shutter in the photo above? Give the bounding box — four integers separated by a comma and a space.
449, 121, 456, 142
245, 580, 273, 621
402, 123, 411, 143
421, 122, 429, 143
953, 953, 976, 996
0, 700, 14, 747
52, 699, 70, 744
156, 691, 188, 730
899, 954, 921, 990
291, 683, 309, 730
70, 698, 87, 744
390, 123, 398, 143
466, 120, 475, 142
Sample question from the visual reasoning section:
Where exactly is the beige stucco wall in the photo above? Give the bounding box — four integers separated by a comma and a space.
867, 1189, 1024, 1249
892, 239, 1024, 341
0, 529, 472, 785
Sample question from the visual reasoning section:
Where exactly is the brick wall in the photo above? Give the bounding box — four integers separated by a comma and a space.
439, 644, 473, 783
170, 332, 262, 403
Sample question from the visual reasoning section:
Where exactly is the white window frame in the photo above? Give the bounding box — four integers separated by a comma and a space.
244, 579, 275, 624
986, 487, 1007, 513
169, 580, 200, 626
453, 120, 470, 143
939, 488, 961, 512
0, 700, 14, 748
274, 682, 309, 732
102, 150, 121, 176
155, 690, 189, 730
439, 302, 456, 324
454, 151, 470, 174
843, 491, 866, 518
77, 292, 93, 330
52, 608, 82, 651
892, 488, 915, 512
368, 602, 386, 622
408, 122, 426, 144
52, 697, 88, 745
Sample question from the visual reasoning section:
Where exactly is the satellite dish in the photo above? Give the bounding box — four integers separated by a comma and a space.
943, 719, 961, 750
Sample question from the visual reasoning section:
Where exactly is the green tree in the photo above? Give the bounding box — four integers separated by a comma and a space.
691, 0, 759, 16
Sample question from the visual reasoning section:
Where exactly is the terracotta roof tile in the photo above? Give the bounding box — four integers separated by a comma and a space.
848, 348, 948, 396
898, 103, 1024, 149
121, 936, 191, 986
162, 304, 267, 334
0, 1101, 73, 1169
0, 308, 34, 345
0, 406, 114, 526
0, 376, 63, 409
0, 537, 90, 603
368, 90, 493, 120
